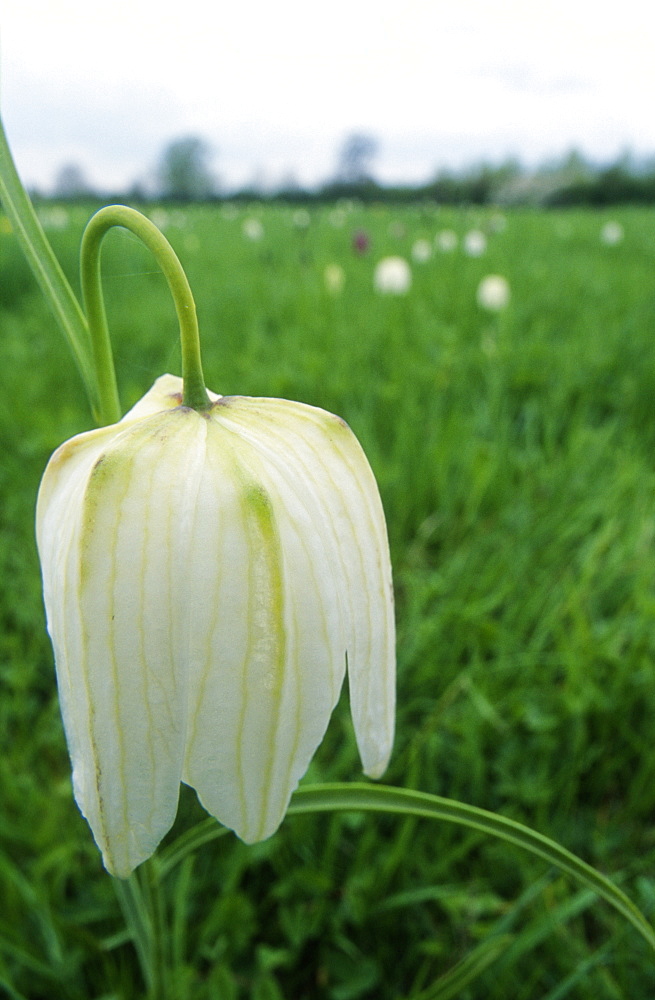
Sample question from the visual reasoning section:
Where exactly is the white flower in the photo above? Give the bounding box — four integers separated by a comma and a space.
324, 263, 345, 294
488, 213, 507, 234
601, 221, 624, 246
291, 208, 311, 228
36, 375, 395, 878
149, 208, 171, 231
149, 209, 186, 231
329, 208, 347, 227
435, 229, 457, 252
183, 233, 201, 254
477, 274, 511, 311
411, 239, 432, 263
480, 332, 497, 357
242, 217, 264, 241
464, 230, 487, 257
38, 206, 70, 230
374, 256, 412, 295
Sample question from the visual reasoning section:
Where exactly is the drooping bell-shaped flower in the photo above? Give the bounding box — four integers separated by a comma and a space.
36, 374, 395, 878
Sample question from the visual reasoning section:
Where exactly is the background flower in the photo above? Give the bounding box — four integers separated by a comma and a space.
374, 256, 412, 294
601, 220, 624, 245
464, 229, 487, 256
411, 238, 432, 263
477, 274, 511, 311
324, 263, 346, 294
435, 229, 458, 252
242, 217, 264, 241
352, 229, 370, 254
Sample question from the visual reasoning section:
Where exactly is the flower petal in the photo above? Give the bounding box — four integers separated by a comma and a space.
181, 408, 348, 842
37, 407, 208, 877
121, 373, 220, 423
193, 397, 395, 792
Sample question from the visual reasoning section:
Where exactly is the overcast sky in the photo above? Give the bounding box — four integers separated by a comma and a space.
2, 0, 654, 193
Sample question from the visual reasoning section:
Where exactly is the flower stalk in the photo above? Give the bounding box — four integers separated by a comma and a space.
0, 113, 210, 424
80, 206, 211, 422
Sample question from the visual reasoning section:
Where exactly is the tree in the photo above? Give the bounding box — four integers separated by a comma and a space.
54, 163, 94, 199
156, 136, 217, 201
335, 132, 378, 185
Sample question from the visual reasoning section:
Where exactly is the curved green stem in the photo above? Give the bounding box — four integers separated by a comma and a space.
291, 784, 655, 951
0, 113, 98, 416
80, 205, 210, 424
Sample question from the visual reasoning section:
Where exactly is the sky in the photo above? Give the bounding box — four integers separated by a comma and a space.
2, 0, 654, 194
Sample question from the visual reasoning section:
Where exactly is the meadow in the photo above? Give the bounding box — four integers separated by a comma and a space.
2, 198, 655, 998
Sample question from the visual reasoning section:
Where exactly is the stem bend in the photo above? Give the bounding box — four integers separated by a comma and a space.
80, 205, 210, 424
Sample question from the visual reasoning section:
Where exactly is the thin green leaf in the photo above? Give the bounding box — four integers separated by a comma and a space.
156, 818, 228, 880
288, 783, 655, 952
0, 974, 29, 1000
0, 113, 97, 414
411, 934, 514, 1000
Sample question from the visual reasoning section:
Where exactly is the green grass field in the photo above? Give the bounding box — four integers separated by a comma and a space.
2, 200, 655, 998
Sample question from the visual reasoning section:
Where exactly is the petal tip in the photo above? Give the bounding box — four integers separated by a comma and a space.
362, 752, 392, 782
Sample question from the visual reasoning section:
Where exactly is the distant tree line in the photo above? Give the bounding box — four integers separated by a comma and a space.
309, 152, 655, 207
546, 163, 655, 206
45, 133, 655, 207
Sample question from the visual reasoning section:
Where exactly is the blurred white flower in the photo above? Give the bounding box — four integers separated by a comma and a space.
480, 332, 498, 357
374, 256, 412, 295
38, 206, 70, 230
149, 208, 171, 231
477, 274, 511, 311
150, 209, 186, 230
411, 239, 432, 263
329, 208, 347, 227
221, 203, 239, 220
488, 212, 507, 233
292, 208, 311, 228
242, 217, 264, 241
36, 374, 395, 878
435, 229, 458, 252
601, 221, 624, 246
464, 230, 487, 256
324, 263, 345, 295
